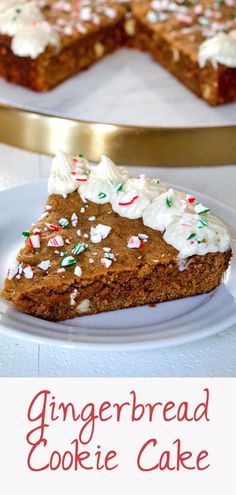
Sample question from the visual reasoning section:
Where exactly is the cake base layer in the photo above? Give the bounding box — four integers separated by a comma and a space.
2, 250, 231, 321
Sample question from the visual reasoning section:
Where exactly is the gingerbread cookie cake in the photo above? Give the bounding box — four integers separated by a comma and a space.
1, 151, 232, 321
0, 1, 236, 104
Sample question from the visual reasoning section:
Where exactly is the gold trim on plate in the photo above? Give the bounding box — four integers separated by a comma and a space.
0, 103, 235, 166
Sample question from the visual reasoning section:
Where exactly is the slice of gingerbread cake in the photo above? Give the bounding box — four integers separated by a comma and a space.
1, 151, 232, 321
131, 0, 236, 105
0, 0, 126, 91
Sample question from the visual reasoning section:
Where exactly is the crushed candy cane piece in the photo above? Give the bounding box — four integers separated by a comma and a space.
22, 230, 30, 238
118, 194, 139, 206
98, 192, 107, 200
7, 262, 19, 280
74, 266, 82, 277
18, 263, 24, 275
48, 235, 64, 247
90, 224, 111, 243
113, 183, 123, 192
186, 194, 196, 204
72, 242, 89, 255
39, 212, 48, 220
104, 252, 116, 261
166, 197, 173, 208
194, 203, 210, 215
101, 258, 112, 268
23, 264, 34, 279
75, 174, 88, 182
70, 289, 78, 306
187, 233, 197, 241
176, 13, 193, 25
29, 235, 41, 249
61, 256, 76, 268
138, 233, 148, 240
127, 236, 144, 249
71, 213, 78, 227
59, 218, 69, 228
37, 260, 51, 271
197, 218, 209, 228
46, 223, 60, 231
59, 252, 67, 257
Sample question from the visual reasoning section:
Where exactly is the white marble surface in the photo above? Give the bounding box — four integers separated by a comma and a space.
1, 49, 236, 126
0, 143, 235, 377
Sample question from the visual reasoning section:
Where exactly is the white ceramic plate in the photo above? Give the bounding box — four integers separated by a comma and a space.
0, 179, 235, 350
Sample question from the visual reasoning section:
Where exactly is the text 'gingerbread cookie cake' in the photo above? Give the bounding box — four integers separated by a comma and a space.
1, 151, 232, 321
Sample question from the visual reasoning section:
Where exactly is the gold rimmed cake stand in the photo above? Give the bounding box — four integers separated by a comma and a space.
0, 103, 235, 166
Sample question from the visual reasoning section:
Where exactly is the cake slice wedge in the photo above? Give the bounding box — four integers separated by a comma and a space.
132, 1, 236, 106
1, 152, 232, 322
0, 1, 126, 91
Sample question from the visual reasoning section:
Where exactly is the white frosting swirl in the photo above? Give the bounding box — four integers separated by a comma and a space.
12, 23, 60, 58
0, 1, 60, 59
48, 150, 78, 195
199, 31, 236, 69
111, 176, 166, 219
0, 0, 27, 14
48, 152, 231, 259
91, 155, 130, 182
143, 188, 193, 232
79, 155, 130, 204
0, 2, 44, 36
164, 213, 230, 258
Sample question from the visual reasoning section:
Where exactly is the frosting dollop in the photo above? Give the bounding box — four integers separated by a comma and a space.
48, 150, 79, 195
91, 155, 130, 183
143, 188, 193, 232
111, 176, 166, 219
164, 213, 230, 258
79, 155, 130, 204
0, 1, 60, 58
198, 31, 236, 69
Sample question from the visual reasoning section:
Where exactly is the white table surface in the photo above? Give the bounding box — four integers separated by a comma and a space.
0, 143, 235, 377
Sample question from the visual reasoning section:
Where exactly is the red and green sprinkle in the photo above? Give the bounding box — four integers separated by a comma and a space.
166, 197, 173, 208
